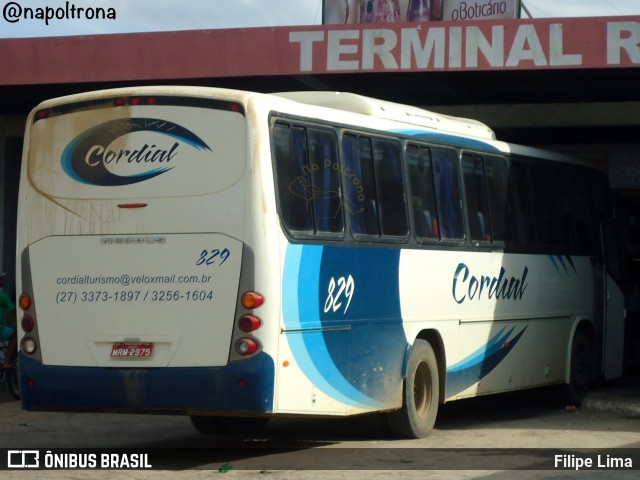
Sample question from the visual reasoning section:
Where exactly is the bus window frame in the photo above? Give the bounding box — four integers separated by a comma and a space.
270, 118, 347, 242
340, 130, 410, 244
404, 142, 468, 248
508, 154, 609, 257
459, 150, 510, 251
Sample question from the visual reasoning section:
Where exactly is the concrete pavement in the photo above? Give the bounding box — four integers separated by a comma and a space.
583, 374, 640, 416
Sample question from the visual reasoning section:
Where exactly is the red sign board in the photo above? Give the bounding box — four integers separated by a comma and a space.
292, 17, 640, 73
0, 16, 638, 86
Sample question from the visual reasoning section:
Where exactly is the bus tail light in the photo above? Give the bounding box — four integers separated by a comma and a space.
19, 293, 32, 311
235, 338, 259, 356
238, 314, 261, 333
241, 291, 264, 310
230, 291, 264, 361
21, 337, 38, 355
22, 315, 35, 333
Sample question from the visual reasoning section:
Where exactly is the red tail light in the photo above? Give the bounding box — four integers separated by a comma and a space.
22, 315, 35, 333
238, 315, 261, 333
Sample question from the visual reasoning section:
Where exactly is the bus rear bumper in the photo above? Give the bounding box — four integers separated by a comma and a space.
18, 352, 275, 415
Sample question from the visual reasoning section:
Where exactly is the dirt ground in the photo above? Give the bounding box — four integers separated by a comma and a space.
2, 383, 640, 479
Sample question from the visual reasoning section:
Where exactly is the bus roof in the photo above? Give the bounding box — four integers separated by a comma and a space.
273, 91, 496, 141
27, 86, 597, 172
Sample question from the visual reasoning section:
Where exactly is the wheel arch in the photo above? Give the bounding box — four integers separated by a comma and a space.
567, 318, 597, 382
403, 329, 446, 404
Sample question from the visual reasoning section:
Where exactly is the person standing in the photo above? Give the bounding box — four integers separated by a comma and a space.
0, 272, 17, 369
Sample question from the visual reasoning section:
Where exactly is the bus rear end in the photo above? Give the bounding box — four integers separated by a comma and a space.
16, 87, 275, 416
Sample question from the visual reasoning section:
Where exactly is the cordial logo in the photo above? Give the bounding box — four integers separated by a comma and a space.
61, 118, 211, 186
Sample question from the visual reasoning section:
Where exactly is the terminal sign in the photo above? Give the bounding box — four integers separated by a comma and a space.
290, 20, 640, 72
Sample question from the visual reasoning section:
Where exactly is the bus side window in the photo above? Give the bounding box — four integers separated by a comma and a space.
552, 168, 576, 251
433, 148, 464, 241
462, 153, 491, 242
531, 164, 555, 249
307, 129, 344, 235
342, 134, 380, 237
485, 155, 511, 243
406, 144, 439, 241
372, 139, 408, 237
273, 123, 314, 235
509, 160, 539, 248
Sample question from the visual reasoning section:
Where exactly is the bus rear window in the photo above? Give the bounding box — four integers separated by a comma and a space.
27, 102, 246, 199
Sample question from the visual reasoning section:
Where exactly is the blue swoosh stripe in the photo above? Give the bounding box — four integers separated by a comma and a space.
447, 327, 507, 372
283, 244, 383, 409
446, 327, 528, 397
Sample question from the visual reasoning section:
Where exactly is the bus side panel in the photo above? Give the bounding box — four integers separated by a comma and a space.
276, 244, 597, 412
276, 242, 406, 415
399, 250, 596, 400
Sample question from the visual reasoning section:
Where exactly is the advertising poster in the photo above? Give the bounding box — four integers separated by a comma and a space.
324, 0, 521, 23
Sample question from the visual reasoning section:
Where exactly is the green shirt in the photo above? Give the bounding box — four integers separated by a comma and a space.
0, 290, 15, 330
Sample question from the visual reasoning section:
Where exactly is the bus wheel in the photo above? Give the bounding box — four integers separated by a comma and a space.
217, 417, 270, 434
388, 339, 439, 438
190, 415, 224, 434
567, 331, 591, 406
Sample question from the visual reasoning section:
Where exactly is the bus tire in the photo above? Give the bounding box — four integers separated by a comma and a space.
8, 369, 20, 400
388, 339, 439, 438
217, 417, 270, 434
190, 415, 224, 434
566, 330, 591, 406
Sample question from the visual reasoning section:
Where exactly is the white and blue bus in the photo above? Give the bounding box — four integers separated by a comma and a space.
15, 86, 625, 438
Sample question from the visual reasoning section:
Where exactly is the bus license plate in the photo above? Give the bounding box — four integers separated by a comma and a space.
111, 343, 154, 359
